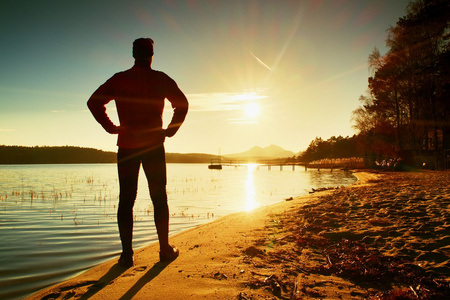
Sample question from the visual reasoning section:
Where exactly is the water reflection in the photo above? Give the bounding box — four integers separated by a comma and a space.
245, 164, 258, 211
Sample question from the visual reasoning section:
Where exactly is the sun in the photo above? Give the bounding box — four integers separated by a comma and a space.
231, 92, 265, 123
244, 102, 260, 119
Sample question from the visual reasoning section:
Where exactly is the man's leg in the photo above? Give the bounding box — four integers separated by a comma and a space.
117, 148, 141, 264
142, 145, 178, 260
149, 181, 170, 250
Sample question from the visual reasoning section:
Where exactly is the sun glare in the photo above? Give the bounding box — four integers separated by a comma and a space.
244, 102, 260, 119
227, 92, 266, 124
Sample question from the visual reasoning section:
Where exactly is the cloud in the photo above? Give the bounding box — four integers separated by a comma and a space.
184, 91, 267, 112
228, 119, 258, 124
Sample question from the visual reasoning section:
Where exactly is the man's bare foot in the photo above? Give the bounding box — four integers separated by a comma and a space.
159, 246, 179, 262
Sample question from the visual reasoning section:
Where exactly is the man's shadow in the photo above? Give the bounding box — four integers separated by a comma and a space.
68, 263, 126, 300
118, 261, 172, 300
73, 260, 171, 300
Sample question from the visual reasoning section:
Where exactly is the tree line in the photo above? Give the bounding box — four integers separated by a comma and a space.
0, 145, 219, 164
0, 145, 117, 164
298, 0, 449, 169
351, 0, 449, 169
298, 136, 359, 163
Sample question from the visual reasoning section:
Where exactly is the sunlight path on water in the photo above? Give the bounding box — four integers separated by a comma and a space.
245, 164, 258, 211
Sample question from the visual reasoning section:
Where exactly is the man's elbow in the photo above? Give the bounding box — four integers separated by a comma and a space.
182, 102, 189, 115
174, 100, 189, 116
87, 94, 109, 111
87, 98, 93, 110
182, 99, 189, 114
86, 99, 94, 113
87, 95, 97, 109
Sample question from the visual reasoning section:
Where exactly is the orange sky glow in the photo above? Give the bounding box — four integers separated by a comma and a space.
0, 0, 410, 155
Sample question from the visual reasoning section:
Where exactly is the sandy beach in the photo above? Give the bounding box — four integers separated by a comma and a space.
27, 171, 450, 300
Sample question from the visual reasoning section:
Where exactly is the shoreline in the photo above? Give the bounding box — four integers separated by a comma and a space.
26, 170, 450, 299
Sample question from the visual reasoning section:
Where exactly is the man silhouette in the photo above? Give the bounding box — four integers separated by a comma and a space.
87, 38, 188, 267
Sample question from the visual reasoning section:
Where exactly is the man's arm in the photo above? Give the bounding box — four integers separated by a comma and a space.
87, 82, 119, 134
165, 82, 189, 137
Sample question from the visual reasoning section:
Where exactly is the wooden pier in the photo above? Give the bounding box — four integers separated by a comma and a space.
215, 160, 307, 170
212, 157, 364, 171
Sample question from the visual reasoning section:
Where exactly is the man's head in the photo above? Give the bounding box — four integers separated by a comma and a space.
133, 38, 154, 60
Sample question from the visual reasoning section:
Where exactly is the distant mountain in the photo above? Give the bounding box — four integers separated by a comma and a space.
166, 152, 219, 163
225, 145, 294, 160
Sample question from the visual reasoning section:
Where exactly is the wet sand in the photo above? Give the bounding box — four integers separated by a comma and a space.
27, 171, 450, 299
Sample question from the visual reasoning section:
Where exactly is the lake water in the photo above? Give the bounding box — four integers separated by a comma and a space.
0, 163, 356, 299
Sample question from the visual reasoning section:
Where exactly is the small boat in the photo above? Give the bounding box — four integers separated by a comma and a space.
208, 148, 222, 169
208, 163, 222, 170
208, 158, 222, 169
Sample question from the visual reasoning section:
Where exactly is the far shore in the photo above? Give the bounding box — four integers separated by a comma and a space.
27, 170, 450, 299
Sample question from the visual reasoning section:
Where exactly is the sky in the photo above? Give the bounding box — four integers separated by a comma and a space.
0, 0, 411, 155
